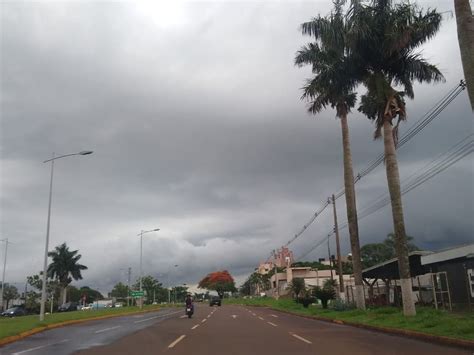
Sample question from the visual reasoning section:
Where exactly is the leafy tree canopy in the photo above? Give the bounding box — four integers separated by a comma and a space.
361, 233, 419, 268
198, 270, 237, 298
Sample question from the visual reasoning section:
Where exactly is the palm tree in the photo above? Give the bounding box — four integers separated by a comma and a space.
295, 0, 366, 310
348, 0, 444, 316
48, 243, 88, 305
454, 0, 473, 110
287, 277, 305, 299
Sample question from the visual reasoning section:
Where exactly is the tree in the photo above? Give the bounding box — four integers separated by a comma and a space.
454, 0, 474, 110
27, 273, 60, 311
78, 286, 103, 304
110, 282, 129, 299
132, 276, 166, 304
171, 286, 188, 303
2, 284, 19, 309
198, 270, 237, 299
313, 279, 336, 309
349, 1, 444, 316
361, 234, 419, 268
295, 0, 365, 310
287, 278, 305, 299
47, 243, 88, 304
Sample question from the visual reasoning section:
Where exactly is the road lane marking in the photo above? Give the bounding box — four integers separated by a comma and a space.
168, 335, 186, 348
258, 316, 264, 320
267, 322, 277, 327
290, 333, 312, 344
12, 339, 70, 355
251, 313, 256, 316
134, 310, 183, 323
201, 318, 207, 323
232, 315, 237, 319
191, 324, 200, 330
207, 315, 211, 318
95, 325, 121, 334
271, 314, 278, 318
180, 315, 187, 318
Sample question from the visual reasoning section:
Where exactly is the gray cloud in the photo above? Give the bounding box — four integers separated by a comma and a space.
1, 0, 472, 294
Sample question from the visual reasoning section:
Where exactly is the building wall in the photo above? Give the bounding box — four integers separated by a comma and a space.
426, 258, 474, 310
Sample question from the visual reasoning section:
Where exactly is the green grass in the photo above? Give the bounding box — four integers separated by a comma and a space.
0, 305, 168, 340
225, 297, 474, 341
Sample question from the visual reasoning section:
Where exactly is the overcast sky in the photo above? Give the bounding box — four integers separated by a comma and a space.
1, 0, 473, 295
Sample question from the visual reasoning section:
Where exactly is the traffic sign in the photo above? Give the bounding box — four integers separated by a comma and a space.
131, 291, 144, 298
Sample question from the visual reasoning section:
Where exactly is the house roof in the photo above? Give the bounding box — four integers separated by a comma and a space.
362, 251, 432, 280
421, 243, 474, 265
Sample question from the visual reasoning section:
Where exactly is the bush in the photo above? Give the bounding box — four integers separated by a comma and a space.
331, 299, 355, 311
312, 282, 336, 309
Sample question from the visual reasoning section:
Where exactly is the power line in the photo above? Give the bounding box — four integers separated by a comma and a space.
335, 81, 467, 200
299, 134, 473, 260
266, 81, 467, 263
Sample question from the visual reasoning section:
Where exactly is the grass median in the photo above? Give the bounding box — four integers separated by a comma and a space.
226, 297, 474, 341
0, 305, 167, 341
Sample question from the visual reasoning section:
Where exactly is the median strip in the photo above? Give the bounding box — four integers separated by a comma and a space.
168, 335, 186, 349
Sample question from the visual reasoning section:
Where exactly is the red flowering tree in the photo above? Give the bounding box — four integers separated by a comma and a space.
198, 270, 237, 299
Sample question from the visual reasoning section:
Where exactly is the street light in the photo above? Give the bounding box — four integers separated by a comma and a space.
39, 150, 93, 321
138, 228, 160, 309
0, 238, 11, 311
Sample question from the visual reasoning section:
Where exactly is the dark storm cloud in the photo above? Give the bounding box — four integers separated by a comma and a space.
1, 0, 472, 294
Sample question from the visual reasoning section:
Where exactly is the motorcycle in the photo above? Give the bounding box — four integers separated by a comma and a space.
186, 306, 194, 318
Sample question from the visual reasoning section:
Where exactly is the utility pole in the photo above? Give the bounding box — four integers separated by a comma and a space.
0, 238, 10, 311
127, 267, 131, 307
327, 236, 334, 283
332, 194, 345, 299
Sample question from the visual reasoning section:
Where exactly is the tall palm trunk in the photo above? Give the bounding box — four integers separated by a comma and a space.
61, 286, 67, 304
340, 111, 365, 309
382, 119, 416, 316
454, 0, 474, 110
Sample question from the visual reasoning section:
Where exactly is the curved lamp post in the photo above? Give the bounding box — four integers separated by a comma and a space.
39, 151, 93, 321
138, 228, 159, 308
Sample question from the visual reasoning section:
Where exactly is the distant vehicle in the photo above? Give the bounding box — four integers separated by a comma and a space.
209, 296, 221, 307
1, 306, 27, 317
58, 302, 78, 312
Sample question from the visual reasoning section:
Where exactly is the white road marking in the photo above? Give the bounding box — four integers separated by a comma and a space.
207, 314, 211, 318
94, 325, 121, 334
231, 315, 237, 319
258, 316, 264, 320
201, 318, 207, 323
271, 314, 278, 318
134, 310, 183, 323
191, 324, 200, 330
290, 333, 312, 344
168, 335, 186, 348
180, 315, 187, 318
251, 313, 256, 316
12, 339, 70, 355
267, 322, 277, 327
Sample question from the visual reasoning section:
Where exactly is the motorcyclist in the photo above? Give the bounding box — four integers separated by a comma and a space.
185, 294, 194, 314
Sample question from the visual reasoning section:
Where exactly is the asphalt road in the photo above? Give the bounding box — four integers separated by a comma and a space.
0, 305, 469, 355
0, 308, 184, 355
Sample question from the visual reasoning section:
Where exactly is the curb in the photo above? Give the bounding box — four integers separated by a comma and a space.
243, 305, 474, 351
0, 307, 166, 347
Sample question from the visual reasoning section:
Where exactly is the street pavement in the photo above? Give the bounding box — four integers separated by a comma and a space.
0, 305, 470, 355
0, 308, 183, 355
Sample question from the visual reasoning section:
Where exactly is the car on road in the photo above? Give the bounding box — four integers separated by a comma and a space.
209, 296, 221, 306
1, 306, 27, 317
58, 302, 78, 312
